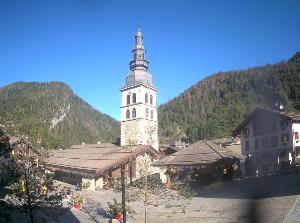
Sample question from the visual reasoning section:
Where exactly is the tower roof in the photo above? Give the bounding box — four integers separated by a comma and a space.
136, 28, 142, 36
123, 28, 155, 89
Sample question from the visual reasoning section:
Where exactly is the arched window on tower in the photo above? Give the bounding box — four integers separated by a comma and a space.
145, 93, 148, 103
126, 109, 130, 119
132, 108, 136, 118
133, 93, 136, 103
150, 110, 153, 119
145, 108, 149, 118
150, 95, 153, 105
127, 94, 130, 105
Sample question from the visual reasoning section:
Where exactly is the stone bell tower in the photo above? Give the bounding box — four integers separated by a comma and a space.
120, 28, 159, 150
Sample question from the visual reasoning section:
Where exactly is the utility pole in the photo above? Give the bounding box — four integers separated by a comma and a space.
121, 164, 126, 223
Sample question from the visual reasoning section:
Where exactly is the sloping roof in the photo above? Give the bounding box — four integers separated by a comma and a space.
283, 111, 300, 121
226, 144, 242, 156
155, 140, 244, 167
233, 107, 300, 136
45, 143, 158, 177
159, 145, 181, 155
208, 138, 242, 155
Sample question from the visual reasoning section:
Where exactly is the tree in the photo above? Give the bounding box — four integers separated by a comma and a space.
0, 126, 12, 222
0, 125, 11, 157
3, 135, 69, 223
9, 137, 48, 223
114, 153, 194, 223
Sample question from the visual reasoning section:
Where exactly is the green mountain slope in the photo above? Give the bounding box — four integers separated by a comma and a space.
0, 82, 120, 148
158, 52, 300, 143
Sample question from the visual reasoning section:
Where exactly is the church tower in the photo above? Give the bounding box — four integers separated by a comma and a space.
120, 28, 159, 150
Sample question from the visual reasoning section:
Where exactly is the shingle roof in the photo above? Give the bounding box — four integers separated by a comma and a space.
282, 111, 300, 121
45, 143, 158, 177
155, 140, 244, 167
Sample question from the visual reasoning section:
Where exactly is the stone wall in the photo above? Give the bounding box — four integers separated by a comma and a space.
121, 119, 158, 150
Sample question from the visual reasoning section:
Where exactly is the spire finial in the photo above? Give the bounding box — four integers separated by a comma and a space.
137, 21, 141, 31
130, 23, 148, 71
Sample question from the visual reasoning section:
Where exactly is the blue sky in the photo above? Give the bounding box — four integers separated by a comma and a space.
0, 0, 300, 120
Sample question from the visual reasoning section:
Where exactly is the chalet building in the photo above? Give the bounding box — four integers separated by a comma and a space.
46, 143, 159, 190
155, 140, 244, 182
233, 107, 300, 175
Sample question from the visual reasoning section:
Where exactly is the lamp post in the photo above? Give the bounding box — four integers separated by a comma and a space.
121, 164, 126, 223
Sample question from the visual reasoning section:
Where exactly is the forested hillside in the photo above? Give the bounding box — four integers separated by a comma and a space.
0, 82, 120, 149
158, 52, 300, 143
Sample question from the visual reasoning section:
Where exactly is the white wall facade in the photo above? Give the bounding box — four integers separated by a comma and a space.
120, 84, 159, 150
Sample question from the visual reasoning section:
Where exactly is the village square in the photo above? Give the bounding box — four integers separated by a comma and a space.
1, 27, 300, 223
1, 1, 300, 223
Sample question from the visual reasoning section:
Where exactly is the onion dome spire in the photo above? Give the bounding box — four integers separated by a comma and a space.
129, 28, 149, 71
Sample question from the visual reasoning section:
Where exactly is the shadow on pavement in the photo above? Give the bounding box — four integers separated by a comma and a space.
0, 200, 82, 223
193, 173, 300, 199
189, 173, 300, 223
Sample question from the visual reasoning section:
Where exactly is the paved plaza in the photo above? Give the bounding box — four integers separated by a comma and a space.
57, 173, 300, 223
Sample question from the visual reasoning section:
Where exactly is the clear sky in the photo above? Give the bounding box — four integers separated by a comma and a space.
1, 0, 300, 120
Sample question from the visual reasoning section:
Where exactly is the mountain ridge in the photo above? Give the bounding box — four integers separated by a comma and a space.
158, 52, 300, 143
0, 81, 120, 149
1, 52, 299, 147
